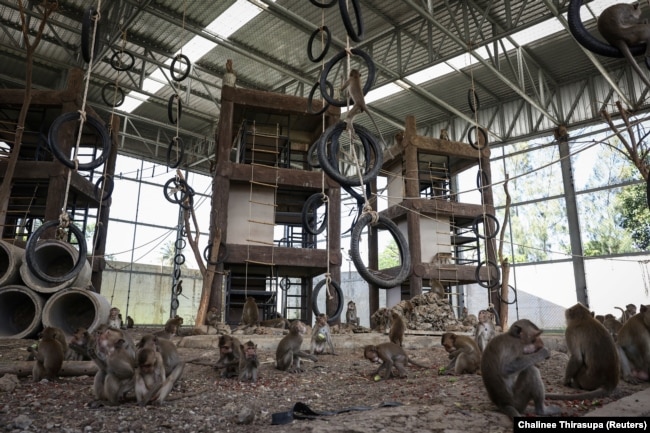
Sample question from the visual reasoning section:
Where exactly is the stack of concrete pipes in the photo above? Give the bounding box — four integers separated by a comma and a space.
0, 239, 111, 339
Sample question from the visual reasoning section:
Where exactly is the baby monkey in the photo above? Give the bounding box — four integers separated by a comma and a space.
310, 313, 336, 355
239, 340, 259, 383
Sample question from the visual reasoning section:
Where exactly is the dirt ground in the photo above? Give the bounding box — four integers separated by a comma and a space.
0, 328, 648, 433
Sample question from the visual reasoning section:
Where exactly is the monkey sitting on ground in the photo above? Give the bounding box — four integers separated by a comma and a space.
461, 307, 478, 327
135, 334, 185, 403
363, 342, 430, 380
126, 316, 134, 329
66, 327, 94, 360
388, 310, 405, 347
240, 297, 259, 329
481, 319, 560, 418
206, 306, 220, 328
214, 335, 243, 379
310, 313, 336, 355
88, 327, 137, 405
107, 307, 123, 329
134, 346, 165, 406
239, 340, 259, 383
260, 317, 290, 329
598, 3, 650, 90
345, 300, 360, 326
276, 320, 317, 372
616, 304, 650, 383
475, 309, 497, 352
154, 315, 184, 339
440, 332, 481, 375
545, 303, 619, 401
32, 327, 66, 382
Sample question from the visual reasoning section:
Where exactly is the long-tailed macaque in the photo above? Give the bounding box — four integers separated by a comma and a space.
66, 327, 94, 360
475, 309, 496, 352
88, 326, 137, 404
276, 320, 317, 372
617, 304, 650, 383
615, 304, 637, 324
310, 313, 336, 355
135, 334, 185, 403
363, 342, 429, 380
480, 319, 560, 418
154, 315, 184, 339
214, 335, 243, 378
345, 300, 359, 326
206, 306, 220, 328
239, 341, 259, 383
241, 297, 259, 328
388, 310, 405, 347
603, 314, 623, 341
598, 3, 650, 90
341, 69, 386, 145
32, 327, 66, 382
546, 303, 619, 400
134, 346, 165, 406
107, 307, 123, 329
440, 332, 481, 375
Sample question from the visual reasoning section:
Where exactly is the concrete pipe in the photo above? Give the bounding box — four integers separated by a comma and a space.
42, 287, 111, 335
20, 239, 91, 294
0, 285, 45, 339
0, 240, 24, 287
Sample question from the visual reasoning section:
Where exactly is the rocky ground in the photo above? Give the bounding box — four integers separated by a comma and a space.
0, 328, 648, 433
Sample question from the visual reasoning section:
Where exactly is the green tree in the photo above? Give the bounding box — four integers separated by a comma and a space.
378, 240, 400, 269
159, 240, 177, 267
615, 183, 650, 250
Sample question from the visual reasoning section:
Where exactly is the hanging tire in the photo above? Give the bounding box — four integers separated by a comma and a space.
498, 284, 518, 305
175, 238, 186, 250
101, 83, 125, 107
173, 253, 185, 265
307, 26, 331, 63
307, 140, 320, 168
94, 174, 114, 202
467, 126, 488, 150
475, 260, 500, 289
302, 193, 328, 235
48, 112, 111, 171
170, 54, 191, 81
350, 213, 411, 288
204, 242, 228, 265
476, 168, 489, 191
467, 88, 480, 113
338, 0, 364, 42
81, 6, 101, 63
317, 122, 382, 187
471, 213, 500, 239
167, 94, 182, 125
163, 177, 192, 205
110, 50, 135, 71
25, 220, 88, 284
307, 81, 333, 116
166, 137, 185, 169
174, 268, 181, 280
311, 278, 344, 323
319, 48, 375, 107
309, 0, 336, 7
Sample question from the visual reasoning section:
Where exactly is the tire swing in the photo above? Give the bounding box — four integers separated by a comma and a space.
498, 285, 518, 305
475, 260, 500, 289
307, 26, 331, 63
48, 112, 111, 171
467, 88, 480, 113
101, 83, 124, 107
204, 241, 228, 265
311, 278, 344, 323
163, 177, 193, 206
25, 220, 88, 284
467, 126, 488, 150
166, 136, 185, 169
471, 213, 500, 239
338, 0, 364, 42
94, 174, 114, 202
302, 193, 328, 235
319, 48, 375, 107
350, 213, 411, 288
309, 0, 336, 8
168, 94, 182, 125
317, 121, 382, 187
170, 54, 191, 81
307, 81, 333, 116
110, 50, 135, 71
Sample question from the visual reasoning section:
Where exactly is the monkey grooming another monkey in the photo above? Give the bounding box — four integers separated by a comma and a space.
598, 3, 650, 90
481, 319, 560, 418
88, 327, 137, 405
32, 327, 66, 382
310, 313, 337, 355
363, 342, 429, 380
214, 335, 243, 379
616, 304, 650, 383
545, 303, 619, 401
388, 310, 405, 347
276, 320, 317, 372
346, 300, 360, 326
475, 309, 497, 352
239, 340, 259, 383
341, 68, 386, 146
440, 332, 481, 375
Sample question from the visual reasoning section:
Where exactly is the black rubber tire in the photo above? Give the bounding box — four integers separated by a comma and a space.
467, 126, 488, 150
174, 268, 181, 280
170, 54, 191, 81
309, 0, 336, 7
475, 260, 500, 289
173, 253, 185, 266
101, 83, 125, 107
307, 81, 333, 116
319, 48, 375, 107
110, 51, 135, 71
48, 112, 111, 171
498, 285, 518, 305
166, 137, 185, 169
279, 277, 290, 292
311, 278, 344, 324
471, 213, 500, 240
308, 26, 331, 63
174, 281, 183, 296
317, 122, 382, 187
167, 94, 182, 125
567, 0, 643, 58
94, 174, 114, 202
163, 177, 191, 205
81, 6, 101, 64
350, 213, 411, 288
171, 298, 180, 310
204, 242, 228, 265
25, 220, 88, 284
175, 238, 186, 250
338, 0, 364, 42
302, 193, 328, 235
467, 88, 480, 113
307, 140, 320, 168
476, 168, 488, 191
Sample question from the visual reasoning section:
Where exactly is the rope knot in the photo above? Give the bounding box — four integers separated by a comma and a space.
77, 110, 87, 122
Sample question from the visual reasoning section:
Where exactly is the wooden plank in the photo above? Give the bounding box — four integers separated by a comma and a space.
226, 161, 337, 188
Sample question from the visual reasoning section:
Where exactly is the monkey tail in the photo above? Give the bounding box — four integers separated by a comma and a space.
365, 111, 387, 148
407, 358, 431, 369
545, 387, 611, 401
